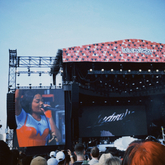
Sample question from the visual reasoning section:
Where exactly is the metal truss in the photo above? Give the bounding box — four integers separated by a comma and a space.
8, 50, 55, 92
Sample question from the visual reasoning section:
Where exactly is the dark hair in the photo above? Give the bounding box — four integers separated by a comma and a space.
122, 141, 165, 165
20, 89, 43, 113
91, 146, 99, 158
74, 143, 85, 156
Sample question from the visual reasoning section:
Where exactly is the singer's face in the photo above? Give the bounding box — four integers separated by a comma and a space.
31, 94, 43, 113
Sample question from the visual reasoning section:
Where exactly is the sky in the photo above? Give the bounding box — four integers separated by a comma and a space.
0, 0, 165, 134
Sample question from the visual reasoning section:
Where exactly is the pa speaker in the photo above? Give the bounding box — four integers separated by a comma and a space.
7, 93, 17, 129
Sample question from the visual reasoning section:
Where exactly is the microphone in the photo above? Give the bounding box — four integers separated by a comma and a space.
41, 105, 58, 111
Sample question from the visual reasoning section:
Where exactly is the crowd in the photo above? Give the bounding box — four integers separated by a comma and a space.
1, 138, 165, 165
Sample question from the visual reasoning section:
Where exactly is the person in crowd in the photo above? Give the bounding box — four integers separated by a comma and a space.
105, 156, 121, 165
56, 151, 66, 165
95, 153, 113, 165
30, 156, 47, 165
15, 89, 61, 147
47, 151, 58, 165
88, 146, 99, 165
0, 140, 12, 165
122, 140, 165, 165
65, 149, 75, 165
73, 143, 86, 165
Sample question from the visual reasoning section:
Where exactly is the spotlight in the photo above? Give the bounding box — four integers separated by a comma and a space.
139, 69, 142, 72
89, 69, 92, 72
156, 69, 159, 72
128, 69, 131, 72
120, 69, 122, 72
111, 69, 114, 72
101, 69, 104, 72
148, 69, 151, 72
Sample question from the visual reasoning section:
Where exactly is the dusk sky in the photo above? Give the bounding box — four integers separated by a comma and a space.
0, 0, 165, 133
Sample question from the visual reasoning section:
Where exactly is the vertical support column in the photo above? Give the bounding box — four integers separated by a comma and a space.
71, 81, 79, 141
8, 49, 17, 92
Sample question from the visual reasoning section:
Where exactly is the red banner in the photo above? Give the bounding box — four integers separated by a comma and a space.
62, 39, 165, 63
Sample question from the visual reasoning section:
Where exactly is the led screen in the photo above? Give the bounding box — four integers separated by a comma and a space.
15, 89, 65, 147
79, 106, 148, 137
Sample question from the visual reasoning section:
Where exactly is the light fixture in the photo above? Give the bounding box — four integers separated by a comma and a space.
89, 69, 92, 72
101, 69, 104, 72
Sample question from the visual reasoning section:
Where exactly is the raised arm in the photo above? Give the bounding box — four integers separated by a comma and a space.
15, 89, 22, 116
43, 108, 62, 143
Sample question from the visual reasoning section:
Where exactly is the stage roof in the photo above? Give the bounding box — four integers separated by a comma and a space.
63, 39, 165, 63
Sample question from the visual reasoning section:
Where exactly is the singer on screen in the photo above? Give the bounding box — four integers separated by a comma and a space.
15, 89, 61, 147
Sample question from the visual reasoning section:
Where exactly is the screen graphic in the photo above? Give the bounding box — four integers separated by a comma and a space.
15, 89, 65, 147
79, 106, 147, 137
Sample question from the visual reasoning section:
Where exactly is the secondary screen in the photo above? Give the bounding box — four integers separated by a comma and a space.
15, 89, 65, 147
79, 105, 148, 137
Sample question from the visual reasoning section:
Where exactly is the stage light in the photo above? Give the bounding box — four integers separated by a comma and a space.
139, 81, 142, 84
120, 69, 122, 72
156, 69, 159, 72
132, 83, 135, 85
105, 101, 107, 103
148, 69, 151, 72
156, 76, 159, 78
89, 69, 92, 72
128, 69, 131, 72
139, 69, 142, 72
149, 83, 151, 85
101, 69, 104, 72
136, 87, 139, 89
146, 80, 149, 82
156, 81, 159, 83
111, 69, 114, 72
92, 101, 95, 103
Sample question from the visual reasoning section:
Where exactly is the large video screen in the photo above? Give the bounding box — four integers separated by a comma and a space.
79, 105, 148, 137
15, 89, 65, 147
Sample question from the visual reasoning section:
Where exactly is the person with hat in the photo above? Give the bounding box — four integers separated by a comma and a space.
56, 151, 66, 165
47, 151, 58, 165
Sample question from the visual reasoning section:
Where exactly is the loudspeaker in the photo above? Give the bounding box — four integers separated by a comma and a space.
7, 93, 17, 129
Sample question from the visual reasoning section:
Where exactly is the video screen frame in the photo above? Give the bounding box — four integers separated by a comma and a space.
15, 88, 65, 148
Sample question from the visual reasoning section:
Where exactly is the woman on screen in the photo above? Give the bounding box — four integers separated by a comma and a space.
15, 89, 61, 147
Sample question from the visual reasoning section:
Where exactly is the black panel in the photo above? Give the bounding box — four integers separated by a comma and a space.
7, 93, 17, 129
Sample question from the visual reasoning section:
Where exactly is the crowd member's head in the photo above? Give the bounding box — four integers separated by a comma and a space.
105, 156, 121, 165
30, 156, 47, 165
90, 146, 99, 159
74, 143, 85, 157
95, 153, 113, 165
0, 140, 12, 165
56, 151, 65, 165
49, 151, 56, 158
122, 140, 165, 165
